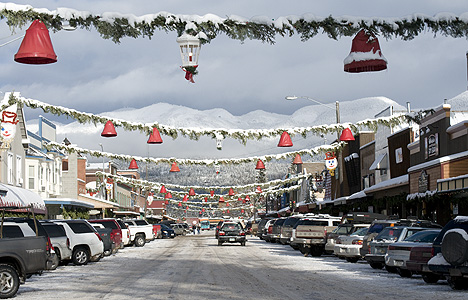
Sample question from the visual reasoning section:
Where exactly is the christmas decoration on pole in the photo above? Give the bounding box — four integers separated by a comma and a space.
0, 103, 19, 150
344, 29, 387, 73
189, 188, 196, 196
147, 127, 163, 144
339, 128, 355, 141
177, 32, 201, 83
293, 153, 303, 165
216, 133, 223, 150
170, 162, 180, 172
278, 131, 293, 147
255, 159, 265, 170
160, 185, 167, 194
147, 192, 154, 205
325, 152, 338, 176
128, 159, 138, 169
14, 20, 57, 64
101, 120, 117, 137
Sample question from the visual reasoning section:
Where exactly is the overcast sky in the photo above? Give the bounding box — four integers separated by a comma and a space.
1, 0, 467, 121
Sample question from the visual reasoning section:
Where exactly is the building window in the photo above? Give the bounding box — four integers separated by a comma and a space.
62, 161, 68, 171
29, 165, 35, 189
16, 155, 22, 186
7, 152, 13, 184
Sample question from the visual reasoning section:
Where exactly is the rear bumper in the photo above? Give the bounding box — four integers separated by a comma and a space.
365, 254, 385, 264
218, 236, 246, 243
334, 245, 361, 258
428, 264, 468, 276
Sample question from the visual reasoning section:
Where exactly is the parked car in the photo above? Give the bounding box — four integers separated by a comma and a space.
91, 223, 115, 256
406, 245, 442, 284
384, 229, 440, 278
115, 219, 131, 246
53, 219, 104, 265
428, 216, 468, 289
365, 226, 429, 271
269, 217, 287, 243
170, 223, 187, 236
124, 219, 155, 246
88, 218, 123, 250
157, 224, 176, 238
215, 220, 225, 239
325, 223, 369, 254
279, 216, 303, 245
262, 219, 277, 242
334, 226, 369, 263
217, 222, 246, 246
41, 221, 73, 264
152, 224, 163, 239
0, 215, 48, 299
256, 218, 273, 240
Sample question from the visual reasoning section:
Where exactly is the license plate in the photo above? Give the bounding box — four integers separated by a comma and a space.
229, 238, 235, 242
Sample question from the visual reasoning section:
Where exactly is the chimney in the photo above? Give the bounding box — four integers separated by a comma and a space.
406, 102, 411, 113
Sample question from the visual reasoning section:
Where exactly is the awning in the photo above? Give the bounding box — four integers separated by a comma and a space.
44, 198, 94, 209
369, 153, 387, 170
0, 183, 46, 214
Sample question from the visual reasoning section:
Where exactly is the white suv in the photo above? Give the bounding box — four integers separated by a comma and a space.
53, 220, 104, 265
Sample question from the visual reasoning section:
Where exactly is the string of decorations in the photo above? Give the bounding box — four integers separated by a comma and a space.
46, 140, 343, 166
1, 3, 468, 44
5, 94, 407, 144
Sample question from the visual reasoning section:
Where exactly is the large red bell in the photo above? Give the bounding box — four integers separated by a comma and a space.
219, 196, 225, 203
256, 186, 262, 193
170, 162, 180, 172
293, 154, 303, 165
165, 192, 172, 199
339, 128, 355, 141
344, 29, 387, 73
228, 188, 235, 196
189, 188, 196, 196
128, 159, 138, 169
183, 194, 188, 202
160, 185, 167, 194
255, 159, 265, 170
15, 20, 57, 64
101, 120, 117, 137
147, 127, 163, 144
278, 131, 293, 147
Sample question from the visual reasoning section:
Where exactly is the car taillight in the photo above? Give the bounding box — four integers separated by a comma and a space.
268, 226, 273, 234
352, 239, 363, 245
240, 232, 246, 236
127, 231, 130, 238
110, 232, 115, 240
431, 247, 434, 257
368, 245, 371, 254
219, 231, 225, 236
95, 232, 102, 241
46, 236, 53, 252
388, 245, 396, 250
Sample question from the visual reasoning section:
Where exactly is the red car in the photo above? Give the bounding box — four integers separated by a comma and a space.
152, 224, 162, 239
88, 219, 123, 251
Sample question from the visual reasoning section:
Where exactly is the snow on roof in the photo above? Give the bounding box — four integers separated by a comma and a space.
364, 174, 408, 194
446, 120, 468, 134
369, 153, 387, 170
408, 150, 468, 173
406, 190, 437, 201
348, 190, 367, 200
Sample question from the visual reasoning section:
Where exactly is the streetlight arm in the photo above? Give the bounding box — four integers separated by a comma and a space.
285, 96, 335, 111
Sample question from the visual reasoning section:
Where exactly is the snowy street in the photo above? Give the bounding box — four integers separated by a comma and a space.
13, 231, 467, 300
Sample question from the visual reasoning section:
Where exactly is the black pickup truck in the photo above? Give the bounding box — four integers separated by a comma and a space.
0, 206, 48, 299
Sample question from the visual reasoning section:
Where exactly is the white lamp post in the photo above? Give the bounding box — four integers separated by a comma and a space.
285, 96, 340, 125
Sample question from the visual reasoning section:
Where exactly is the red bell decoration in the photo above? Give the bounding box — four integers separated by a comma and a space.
228, 188, 235, 196
256, 186, 262, 193
128, 159, 138, 169
226, 209, 230, 214
183, 194, 188, 202
178, 202, 182, 207
189, 188, 196, 196
186, 206, 189, 210
293, 154, 303, 165
160, 185, 167, 194
344, 29, 387, 73
204, 197, 208, 202
241, 209, 244, 214
165, 200, 169, 205
15, 20, 57, 64
165, 192, 172, 199
226, 202, 230, 207
219, 196, 225, 203
210, 190, 214, 197
147, 127, 163, 144
278, 131, 293, 147
170, 162, 180, 172
238, 197, 242, 202
255, 159, 265, 170
339, 128, 355, 141
101, 120, 117, 137
245, 195, 251, 201
202, 208, 205, 212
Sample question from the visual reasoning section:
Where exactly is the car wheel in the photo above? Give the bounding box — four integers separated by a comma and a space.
369, 262, 384, 269
218, 241, 223, 246
104, 250, 112, 256
48, 254, 59, 271
0, 264, 20, 299
346, 257, 359, 263
291, 245, 300, 250
310, 247, 323, 257
134, 235, 146, 247
422, 273, 440, 284
241, 241, 246, 246
397, 268, 412, 278
72, 247, 90, 266
447, 276, 468, 290
385, 265, 398, 274
442, 231, 468, 266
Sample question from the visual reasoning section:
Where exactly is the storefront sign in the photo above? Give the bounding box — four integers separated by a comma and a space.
418, 170, 429, 193
425, 133, 439, 159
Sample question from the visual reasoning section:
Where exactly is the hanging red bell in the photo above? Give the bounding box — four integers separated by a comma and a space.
204, 197, 208, 202
238, 197, 242, 202
278, 131, 293, 147
219, 196, 225, 203
202, 208, 205, 212
339, 128, 355, 141
293, 154, 303, 165
147, 127, 163, 144
228, 188, 235, 196
186, 206, 189, 210
344, 29, 387, 73
256, 186, 262, 193
128, 159, 138, 169
245, 195, 250, 201
210, 190, 214, 197
170, 162, 180, 172
165, 200, 169, 205
178, 202, 182, 207
15, 20, 57, 64
160, 185, 167, 194
183, 194, 188, 202
189, 188, 196, 196
101, 120, 117, 137
241, 209, 244, 214
165, 192, 172, 199
255, 159, 265, 170
226, 209, 230, 214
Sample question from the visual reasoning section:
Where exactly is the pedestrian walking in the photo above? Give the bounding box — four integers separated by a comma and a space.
197, 223, 201, 234
192, 224, 196, 235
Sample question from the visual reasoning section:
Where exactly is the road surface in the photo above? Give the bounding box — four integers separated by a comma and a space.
15, 231, 466, 299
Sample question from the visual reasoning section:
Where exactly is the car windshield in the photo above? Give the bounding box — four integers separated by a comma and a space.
403, 230, 440, 243
283, 217, 301, 227
159, 224, 171, 230
375, 227, 403, 241
222, 223, 241, 231
368, 223, 392, 234
298, 220, 329, 226
351, 227, 368, 236
134, 220, 149, 226
333, 225, 353, 235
